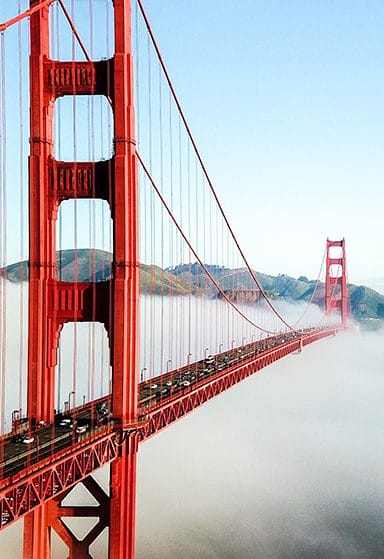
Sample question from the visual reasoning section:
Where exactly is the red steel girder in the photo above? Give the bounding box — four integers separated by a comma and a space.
0, 431, 116, 529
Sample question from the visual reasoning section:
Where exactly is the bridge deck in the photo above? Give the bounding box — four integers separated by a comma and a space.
0, 327, 337, 527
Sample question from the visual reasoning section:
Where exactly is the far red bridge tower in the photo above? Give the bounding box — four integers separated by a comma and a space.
325, 238, 348, 326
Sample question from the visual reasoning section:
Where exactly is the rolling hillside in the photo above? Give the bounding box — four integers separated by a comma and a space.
1, 250, 383, 328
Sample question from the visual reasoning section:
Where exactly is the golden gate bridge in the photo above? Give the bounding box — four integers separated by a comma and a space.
0, 1, 348, 557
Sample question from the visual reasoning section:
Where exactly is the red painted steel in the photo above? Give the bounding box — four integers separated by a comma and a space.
45, 476, 110, 558
325, 239, 348, 326
1, 431, 116, 527
0, 0, 55, 33
26, 3, 56, 553
26, 0, 139, 555
28, 0, 54, 426
23, 506, 50, 559
109, 0, 139, 557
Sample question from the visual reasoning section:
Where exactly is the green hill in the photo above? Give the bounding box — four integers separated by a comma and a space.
0, 250, 202, 296
1, 250, 384, 327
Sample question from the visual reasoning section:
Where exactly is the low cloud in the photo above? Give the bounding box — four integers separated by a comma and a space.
136, 330, 384, 559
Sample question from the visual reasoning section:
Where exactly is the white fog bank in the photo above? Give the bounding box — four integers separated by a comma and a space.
136, 330, 384, 559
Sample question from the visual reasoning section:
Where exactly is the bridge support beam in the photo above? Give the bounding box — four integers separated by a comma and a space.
23, 505, 51, 559
109, 435, 139, 559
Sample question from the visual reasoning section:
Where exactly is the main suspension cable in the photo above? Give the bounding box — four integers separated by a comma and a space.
137, 150, 283, 335
291, 247, 327, 328
0, 0, 55, 32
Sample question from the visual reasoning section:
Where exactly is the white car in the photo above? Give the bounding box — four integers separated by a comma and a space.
76, 425, 88, 435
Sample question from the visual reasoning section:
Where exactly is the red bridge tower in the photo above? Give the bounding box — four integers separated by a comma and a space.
325, 239, 348, 327
25, 0, 139, 557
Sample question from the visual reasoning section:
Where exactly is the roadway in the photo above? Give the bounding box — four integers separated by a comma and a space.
0, 329, 316, 483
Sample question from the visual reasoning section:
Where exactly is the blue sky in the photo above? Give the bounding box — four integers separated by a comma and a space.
1, 0, 383, 290
140, 0, 384, 287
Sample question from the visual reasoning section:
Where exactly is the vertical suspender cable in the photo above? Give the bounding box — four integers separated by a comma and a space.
147, 33, 155, 378
134, 1, 144, 383
168, 90, 174, 371
194, 157, 199, 360
187, 141, 192, 363
53, 2, 63, 411
18, 2, 25, 415
71, 0, 78, 411
158, 63, 165, 380
89, 0, 96, 405
135, 0, 295, 332
0, 32, 7, 434
178, 116, 185, 366
107, 0, 113, 395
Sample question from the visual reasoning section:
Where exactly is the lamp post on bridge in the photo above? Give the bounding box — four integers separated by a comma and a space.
217, 343, 223, 368
68, 391, 76, 412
